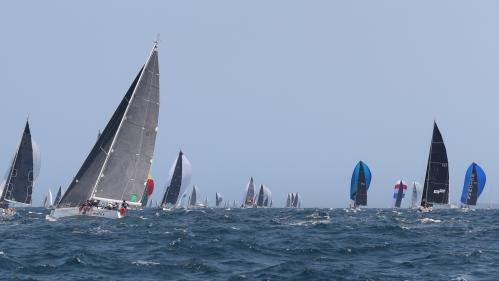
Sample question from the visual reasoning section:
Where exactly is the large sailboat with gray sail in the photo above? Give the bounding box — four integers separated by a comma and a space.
0, 120, 40, 214
48, 43, 160, 219
161, 151, 192, 210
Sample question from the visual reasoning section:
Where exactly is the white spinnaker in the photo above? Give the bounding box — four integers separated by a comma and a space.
411, 181, 422, 208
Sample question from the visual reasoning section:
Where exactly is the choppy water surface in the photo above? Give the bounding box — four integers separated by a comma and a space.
0, 208, 498, 280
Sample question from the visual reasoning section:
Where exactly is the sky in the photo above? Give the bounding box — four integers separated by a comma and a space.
1, 1, 499, 208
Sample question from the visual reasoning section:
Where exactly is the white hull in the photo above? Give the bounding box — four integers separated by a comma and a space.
47, 207, 125, 220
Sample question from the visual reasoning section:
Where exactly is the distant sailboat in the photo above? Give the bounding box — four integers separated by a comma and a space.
242, 177, 256, 207
50, 44, 160, 219
215, 192, 223, 207
43, 188, 53, 209
411, 182, 422, 209
392, 180, 407, 208
460, 162, 486, 208
286, 193, 291, 208
420, 122, 449, 211
0, 120, 40, 213
350, 161, 372, 209
256, 184, 271, 208
293, 193, 301, 208
53, 186, 63, 206
140, 175, 154, 207
161, 151, 192, 209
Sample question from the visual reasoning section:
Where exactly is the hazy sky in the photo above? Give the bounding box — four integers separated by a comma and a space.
1, 1, 499, 207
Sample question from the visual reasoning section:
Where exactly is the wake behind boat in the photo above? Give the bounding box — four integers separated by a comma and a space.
48, 43, 160, 220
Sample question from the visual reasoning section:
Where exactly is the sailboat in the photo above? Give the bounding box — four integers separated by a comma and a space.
460, 162, 486, 209
215, 192, 223, 207
256, 184, 271, 208
291, 193, 296, 207
140, 175, 155, 207
242, 177, 256, 207
392, 180, 407, 208
186, 186, 207, 208
43, 188, 53, 209
0, 120, 40, 216
285, 193, 291, 208
53, 186, 63, 206
293, 193, 301, 208
49, 44, 160, 219
411, 182, 422, 209
420, 122, 449, 212
161, 151, 192, 209
350, 161, 372, 209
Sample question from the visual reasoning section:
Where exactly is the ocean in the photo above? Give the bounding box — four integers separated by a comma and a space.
0, 208, 496, 281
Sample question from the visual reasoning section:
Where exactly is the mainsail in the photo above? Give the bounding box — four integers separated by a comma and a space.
161, 151, 192, 207
58, 45, 160, 208
243, 177, 256, 207
0, 121, 40, 206
215, 192, 223, 207
460, 162, 486, 206
286, 193, 291, 207
411, 182, 422, 208
43, 188, 53, 208
421, 122, 449, 208
350, 161, 372, 207
393, 180, 407, 208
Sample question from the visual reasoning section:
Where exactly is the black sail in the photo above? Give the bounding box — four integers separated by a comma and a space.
1, 121, 36, 205
394, 181, 404, 208
53, 186, 62, 206
256, 185, 265, 207
466, 165, 479, 205
421, 122, 449, 207
162, 151, 184, 206
355, 162, 368, 206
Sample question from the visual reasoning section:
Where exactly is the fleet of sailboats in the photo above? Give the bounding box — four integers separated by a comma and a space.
0, 45, 491, 217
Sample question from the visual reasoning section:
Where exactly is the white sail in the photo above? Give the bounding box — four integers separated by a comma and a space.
411, 181, 422, 208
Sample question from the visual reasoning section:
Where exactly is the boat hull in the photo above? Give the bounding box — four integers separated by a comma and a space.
47, 207, 125, 220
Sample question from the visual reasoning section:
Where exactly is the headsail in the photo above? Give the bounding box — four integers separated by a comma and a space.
0, 121, 40, 206
421, 122, 449, 208
161, 151, 192, 207
350, 161, 372, 206
393, 180, 407, 208
243, 177, 256, 207
411, 182, 422, 208
58, 45, 160, 208
460, 162, 486, 206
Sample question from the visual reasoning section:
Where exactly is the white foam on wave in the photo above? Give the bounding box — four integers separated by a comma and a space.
419, 218, 442, 224
132, 260, 160, 266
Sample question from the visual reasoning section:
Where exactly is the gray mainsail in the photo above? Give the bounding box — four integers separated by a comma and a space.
0, 121, 40, 205
58, 45, 160, 208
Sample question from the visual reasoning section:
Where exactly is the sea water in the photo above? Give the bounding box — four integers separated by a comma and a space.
0, 208, 496, 280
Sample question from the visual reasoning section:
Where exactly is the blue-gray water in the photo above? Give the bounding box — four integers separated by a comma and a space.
0, 208, 497, 280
